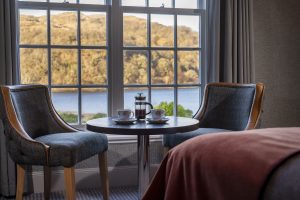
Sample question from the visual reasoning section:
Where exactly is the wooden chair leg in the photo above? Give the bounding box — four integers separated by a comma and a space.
44, 166, 51, 200
99, 152, 109, 200
64, 167, 76, 200
163, 147, 170, 157
16, 164, 25, 200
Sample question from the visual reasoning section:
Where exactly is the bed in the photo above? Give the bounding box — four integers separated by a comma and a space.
142, 127, 300, 200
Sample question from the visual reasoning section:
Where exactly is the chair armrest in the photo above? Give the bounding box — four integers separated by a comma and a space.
0, 86, 50, 165
245, 83, 265, 129
3, 118, 49, 165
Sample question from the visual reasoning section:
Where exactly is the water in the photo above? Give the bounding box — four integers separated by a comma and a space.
52, 88, 201, 115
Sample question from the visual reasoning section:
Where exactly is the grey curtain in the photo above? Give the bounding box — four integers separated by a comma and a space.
207, 0, 255, 83
0, 0, 18, 197
0, 0, 32, 197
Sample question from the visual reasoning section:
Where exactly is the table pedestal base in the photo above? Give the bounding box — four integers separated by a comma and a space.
138, 135, 150, 199
86, 117, 199, 199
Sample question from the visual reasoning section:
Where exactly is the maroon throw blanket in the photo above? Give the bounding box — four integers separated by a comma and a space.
142, 128, 300, 200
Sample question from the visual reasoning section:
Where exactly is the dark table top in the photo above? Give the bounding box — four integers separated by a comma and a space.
86, 117, 199, 135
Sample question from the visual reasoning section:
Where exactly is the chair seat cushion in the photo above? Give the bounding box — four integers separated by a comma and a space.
35, 131, 108, 167
163, 128, 230, 148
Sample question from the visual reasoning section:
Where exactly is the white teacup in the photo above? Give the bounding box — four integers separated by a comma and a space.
150, 109, 165, 120
117, 109, 134, 120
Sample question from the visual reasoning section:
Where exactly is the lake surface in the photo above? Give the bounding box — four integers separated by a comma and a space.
52, 88, 201, 115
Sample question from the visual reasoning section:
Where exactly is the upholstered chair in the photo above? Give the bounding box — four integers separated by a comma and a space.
0, 85, 109, 200
163, 82, 265, 152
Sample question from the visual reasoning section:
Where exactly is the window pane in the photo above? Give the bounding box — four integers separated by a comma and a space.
81, 12, 106, 46
19, 10, 47, 45
151, 51, 174, 84
149, 0, 172, 7
124, 13, 147, 47
51, 11, 77, 45
20, 48, 48, 84
124, 87, 148, 111
51, 49, 78, 85
50, 0, 76, 3
81, 49, 107, 85
124, 50, 148, 85
82, 88, 107, 123
177, 51, 199, 84
122, 0, 146, 6
177, 15, 199, 47
80, 0, 105, 4
176, 0, 198, 9
52, 88, 78, 124
151, 14, 174, 47
152, 87, 174, 116
177, 87, 200, 117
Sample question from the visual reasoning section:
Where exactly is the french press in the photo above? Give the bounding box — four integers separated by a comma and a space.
135, 93, 153, 120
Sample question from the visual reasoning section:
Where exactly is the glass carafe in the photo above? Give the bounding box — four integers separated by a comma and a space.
135, 93, 153, 120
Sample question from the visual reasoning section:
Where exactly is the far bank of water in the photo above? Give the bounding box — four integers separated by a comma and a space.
52, 88, 201, 115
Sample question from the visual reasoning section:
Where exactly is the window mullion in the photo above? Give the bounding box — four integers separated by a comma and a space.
110, 0, 124, 116
200, 9, 206, 99
147, 13, 151, 103
174, 14, 178, 116
47, 7, 52, 93
77, 9, 82, 125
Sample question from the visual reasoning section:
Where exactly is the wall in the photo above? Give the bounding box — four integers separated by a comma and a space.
253, 0, 300, 127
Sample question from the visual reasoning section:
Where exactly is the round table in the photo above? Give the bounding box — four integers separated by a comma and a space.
86, 117, 199, 199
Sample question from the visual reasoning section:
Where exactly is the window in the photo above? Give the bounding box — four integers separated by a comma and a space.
17, 0, 206, 125
17, 0, 109, 124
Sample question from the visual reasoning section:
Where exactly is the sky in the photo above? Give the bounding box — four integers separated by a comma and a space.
19, 0, 201, 31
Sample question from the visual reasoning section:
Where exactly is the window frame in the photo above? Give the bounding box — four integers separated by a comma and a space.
16, 0, 207, 137
119, 4, 206, 117
17, 0, 111, 126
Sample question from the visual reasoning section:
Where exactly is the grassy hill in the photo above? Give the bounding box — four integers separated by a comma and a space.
20, 12, 200, 86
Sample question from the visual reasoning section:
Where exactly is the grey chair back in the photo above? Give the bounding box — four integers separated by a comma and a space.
194, 83, 265, 131
4, 85, 70, 138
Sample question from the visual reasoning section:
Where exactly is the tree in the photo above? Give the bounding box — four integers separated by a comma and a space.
20, 13, 199, 86
154, 101, 193, 118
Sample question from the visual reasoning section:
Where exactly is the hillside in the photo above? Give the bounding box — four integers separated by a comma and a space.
20, 13, 199, 86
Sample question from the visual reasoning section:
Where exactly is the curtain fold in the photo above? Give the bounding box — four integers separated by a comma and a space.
0, 0, 33, 197
207, 0, 255, 83
0, 0, 18, 84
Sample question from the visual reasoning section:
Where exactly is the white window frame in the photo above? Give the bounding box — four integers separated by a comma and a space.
16, 0, 111, 126
113, 0, 207, 117
16, 0, 207, 140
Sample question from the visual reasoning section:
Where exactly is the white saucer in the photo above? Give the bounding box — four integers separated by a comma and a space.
112, 117, 137, 125
146, 117, 169, 124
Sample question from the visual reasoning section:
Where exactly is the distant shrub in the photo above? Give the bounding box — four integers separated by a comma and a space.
154, 101, 193, 118
58, 112, 77, 123
58, 112, 107, 123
